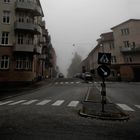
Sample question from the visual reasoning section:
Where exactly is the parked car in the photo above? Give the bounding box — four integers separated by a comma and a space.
83, 72, 93, 81
58, 73, 64, 78
74, 73, 82, 79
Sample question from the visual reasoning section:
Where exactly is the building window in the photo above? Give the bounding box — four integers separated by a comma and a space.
111, 56, 117, 63
121, 28, 129, 35
1, 32, 9, 45
123, 41, 130, 48
3, 11, 10, 24
17, 0, 24, 2
17, 33, 24, 44
4, 0, 10, 3
125, 56, 133, 63
16, 56, 32, 70
109, 42, 114, 49
0, 56, 10, 70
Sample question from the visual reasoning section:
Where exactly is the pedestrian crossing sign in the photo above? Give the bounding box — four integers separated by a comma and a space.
98, 53, 111, 64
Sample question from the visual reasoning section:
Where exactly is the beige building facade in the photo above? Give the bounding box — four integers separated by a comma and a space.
0, 0, 51, 83
82, 19, 140, 81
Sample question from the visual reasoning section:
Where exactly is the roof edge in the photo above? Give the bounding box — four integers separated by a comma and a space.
111, 19, 140, 30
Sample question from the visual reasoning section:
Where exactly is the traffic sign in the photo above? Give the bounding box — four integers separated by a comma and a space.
97, 65, 110, 78
98, 53, 111, 65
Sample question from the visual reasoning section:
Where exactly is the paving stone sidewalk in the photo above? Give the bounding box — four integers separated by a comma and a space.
80, 84, 129, 121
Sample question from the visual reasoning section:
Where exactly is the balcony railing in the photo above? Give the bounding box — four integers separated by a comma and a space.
42, 30, 48, 37
39, 54, 47, 60
14, 44, 41, 54
15, 1, 42, 16
120, 45, 140, 53
14, 22, 41, 34
13, 44, 34, 53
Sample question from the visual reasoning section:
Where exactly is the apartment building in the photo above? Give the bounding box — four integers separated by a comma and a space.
111, 19, 140, 81
82, 19, 140, 81
0, 0, 46, 83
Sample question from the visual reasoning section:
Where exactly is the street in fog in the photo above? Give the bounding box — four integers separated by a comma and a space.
0, 79, 140, 140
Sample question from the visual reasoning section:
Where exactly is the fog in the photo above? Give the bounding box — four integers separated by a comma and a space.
40, 0, 140, 76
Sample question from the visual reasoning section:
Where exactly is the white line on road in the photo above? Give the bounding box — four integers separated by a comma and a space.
8, 100, 26, 105
60, 82, 63, 84
71, 82, 74, 84
52, 100, 64, 106
135, 105, 140, 109
55, 82, 58, 85
0, 101, 13, 105
76, 82, 80, 84
68, 101, 79, 107
116, 103, 135, 111
36, 100, 51, 105
65, 82, 69, 84
22, 100, 38, 105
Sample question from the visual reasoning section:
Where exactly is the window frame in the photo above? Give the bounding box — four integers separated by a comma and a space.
1, 32, 9, 45
0, 55, 10, 70
2, 10, 10, 24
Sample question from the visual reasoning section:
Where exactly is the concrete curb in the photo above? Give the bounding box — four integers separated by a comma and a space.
79, 109, 129, 121
80, 85, 130, 121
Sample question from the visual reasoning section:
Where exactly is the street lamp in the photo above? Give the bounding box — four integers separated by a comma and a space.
100, 43, 104, 52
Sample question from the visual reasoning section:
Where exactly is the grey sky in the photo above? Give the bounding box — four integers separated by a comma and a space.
40, 0, 140, 76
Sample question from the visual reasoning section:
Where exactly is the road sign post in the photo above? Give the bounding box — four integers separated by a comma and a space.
97, 52, 111, 113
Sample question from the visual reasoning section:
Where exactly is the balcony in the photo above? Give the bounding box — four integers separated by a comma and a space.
13, 44, 34, 53
39, 54, 47, 60
14, 22, 41, 34
15, 1, 42, 16
39, 37, 46, 44
120, 45, 140, 53
13, 44, 41, 54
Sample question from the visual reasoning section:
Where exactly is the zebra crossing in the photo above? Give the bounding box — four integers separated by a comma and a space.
54, 81, 82, 85
0, 99, 139, 112
116, 103, 140, 112
0, 99, 80, 108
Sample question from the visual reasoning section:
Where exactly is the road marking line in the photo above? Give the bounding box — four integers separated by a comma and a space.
116, 103, 135, 111
135, 105, 140, 109
8, 100, 26, 105
22, 100, 38, 105
65, 82, 68, 84
71, 82, 74, 84
60, 82, 63, 84
55, 82, 58, 85
0, 101, 13, 105
68, 101, 79, 107
76, 82, 80, 84
52, 100, 64, 106
36, 100, 51, 105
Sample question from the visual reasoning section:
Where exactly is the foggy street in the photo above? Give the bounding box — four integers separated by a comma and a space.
0, 79, 140, 140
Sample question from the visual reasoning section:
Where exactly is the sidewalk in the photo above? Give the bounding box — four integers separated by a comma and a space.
80, 84, 129, 121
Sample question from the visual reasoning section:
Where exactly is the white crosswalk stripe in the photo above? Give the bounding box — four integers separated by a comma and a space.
36, 100, 51, 105
54, 81, 81, 85
135, 105, 140, 109
68, 101, 79, 107
22, 100, 38, 105
0, 101, 13, 105
116, 103, 135, 111
8, 100, 26, 105
52, 100, 64, 106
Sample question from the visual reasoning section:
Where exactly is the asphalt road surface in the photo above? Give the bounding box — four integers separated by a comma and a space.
0, 78, 140, 140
